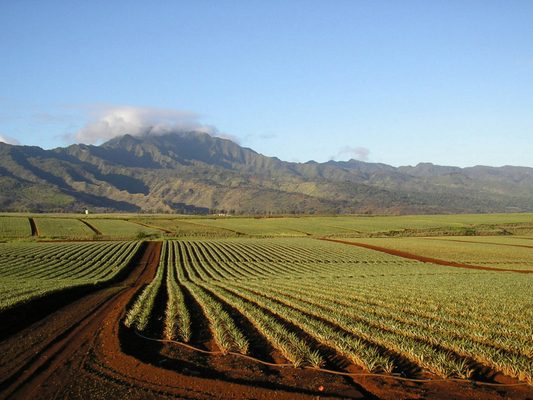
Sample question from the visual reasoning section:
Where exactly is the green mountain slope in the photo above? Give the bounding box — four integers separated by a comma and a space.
1, 132, 532, 214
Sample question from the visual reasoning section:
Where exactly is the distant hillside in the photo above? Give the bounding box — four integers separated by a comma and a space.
1, 131, 532, 214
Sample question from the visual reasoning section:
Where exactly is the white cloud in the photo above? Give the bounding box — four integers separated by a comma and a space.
68, 105, 235, 144
331, 145, 370, 161
0, 134, 20, 145
215, 132, 242, 144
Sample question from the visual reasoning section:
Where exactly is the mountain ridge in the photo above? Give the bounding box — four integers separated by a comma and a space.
1, 132, 532, 214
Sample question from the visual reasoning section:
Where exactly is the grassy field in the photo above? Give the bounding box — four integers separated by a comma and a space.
0, 212, 532, 239
33, 217, 95, 238
185, 213, 533, 237
129, 217, 237, 237
436, 235, 533, 246
0, 216, 31, 238
81, 218, 163, 238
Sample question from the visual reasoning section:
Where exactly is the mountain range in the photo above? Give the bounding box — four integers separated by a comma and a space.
1, 131, 532, 214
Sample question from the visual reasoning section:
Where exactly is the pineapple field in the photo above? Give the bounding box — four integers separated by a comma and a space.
0, 213, 532, 399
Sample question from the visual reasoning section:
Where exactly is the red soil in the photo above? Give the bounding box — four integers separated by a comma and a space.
321, 238, 533, 274
0, 241, 531, 399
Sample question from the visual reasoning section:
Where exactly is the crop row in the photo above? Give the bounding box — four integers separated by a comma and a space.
164, 242, 191, 342
201, 283, 322, 367
351, 238, 533, 271
189, 214, 533, 236
124, 241, 167, 331
33, 218, 94, 238
177, 238, 416, 265
171, 239, 429, 281
124, 239, 533, 383
0, 241, 142, 312
0, 217, 32, 237
231, 280, 531, 382
0, 241, 121, 262
0, 242, 141, 281
285, 278, 531, 348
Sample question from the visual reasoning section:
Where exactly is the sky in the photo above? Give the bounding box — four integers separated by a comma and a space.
1, 1, 532, 167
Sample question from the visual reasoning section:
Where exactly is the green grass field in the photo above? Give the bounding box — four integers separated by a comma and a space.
129, 217, 237, 237
436, 235, 533, 246
0, 212, 532, 239
33, 217, 95, 238
0, 216, 32, 238
82, 218, 163, 238
172, 213, 533, 237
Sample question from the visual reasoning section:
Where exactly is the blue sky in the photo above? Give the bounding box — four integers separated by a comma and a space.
1, 1, 532, 167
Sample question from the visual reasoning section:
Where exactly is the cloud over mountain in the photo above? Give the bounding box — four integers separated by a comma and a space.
332, 145, 370, 161
72, 105, 219, 144
0, 134, 20, 145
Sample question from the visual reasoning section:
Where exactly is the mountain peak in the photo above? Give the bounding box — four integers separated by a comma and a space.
1, 132, 533, 214
103, 133, 141, 148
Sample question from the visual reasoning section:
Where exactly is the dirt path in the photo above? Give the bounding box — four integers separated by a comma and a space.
0, 241, 161, 400
320, 238, 533, 274
78, 219, 102, 235
28, 217, 38, 237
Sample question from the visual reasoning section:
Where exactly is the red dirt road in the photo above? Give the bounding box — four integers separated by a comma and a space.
0, 241, 161, 400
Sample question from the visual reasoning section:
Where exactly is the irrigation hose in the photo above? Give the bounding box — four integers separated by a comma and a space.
134, 330, 531, 388
135, 330, 293, 367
